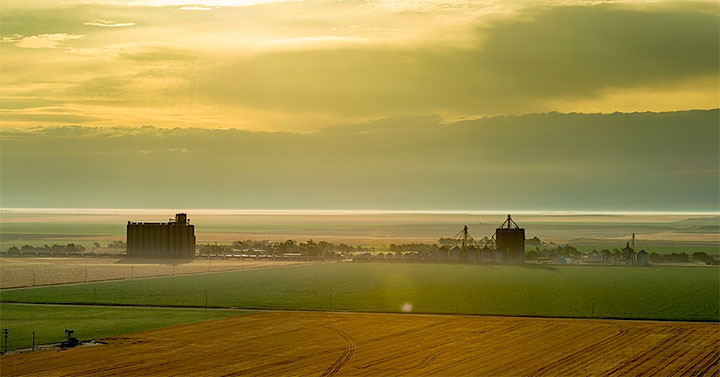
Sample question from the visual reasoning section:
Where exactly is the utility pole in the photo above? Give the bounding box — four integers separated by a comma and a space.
2, 329, 8, 354
462, 226, 468, 249
32, 331, 35, 351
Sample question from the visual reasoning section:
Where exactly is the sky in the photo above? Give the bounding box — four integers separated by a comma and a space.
2, 110, 718, 211
0, 0, 718, 210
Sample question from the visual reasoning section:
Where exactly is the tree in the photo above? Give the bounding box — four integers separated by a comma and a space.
691, 252, 717, 265
108, 241, 126, 249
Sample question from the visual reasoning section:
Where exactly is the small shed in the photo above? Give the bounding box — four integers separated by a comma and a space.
480, 247, 494, 263
587, 253, 605, 263
450, 246, 463, 262
434, 246, 449, 260
466, 247, 478, 263
493, 249, 504, 263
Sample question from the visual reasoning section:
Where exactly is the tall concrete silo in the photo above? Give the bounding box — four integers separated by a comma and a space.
126, 213, 195, 258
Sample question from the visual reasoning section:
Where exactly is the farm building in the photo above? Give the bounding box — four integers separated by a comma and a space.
480, 247, 494, 263
450, 246, 463, 262
587, 253, 606, 263
621, 242, 636, 265
403, 252, 420, 261
493, 249, 504, 263
495, 215, 525, 263
352, 252, 372, 261
126, 213, 196, 258
636, 250, 649, 266
434, 246, 449, 260
466, 247, 478, 263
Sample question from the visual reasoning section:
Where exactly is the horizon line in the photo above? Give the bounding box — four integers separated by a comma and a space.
2, 108, 718, 132
1, 208, 719, 216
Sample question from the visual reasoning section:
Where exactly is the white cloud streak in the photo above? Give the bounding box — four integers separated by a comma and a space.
84, 19, 136, 27
4, 33, 85, 49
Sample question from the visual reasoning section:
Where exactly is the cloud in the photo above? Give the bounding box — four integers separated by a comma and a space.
0, 111, 101, 123
194, 4, 718, 118
3, 33, 85, 49
178, 6, 212, 10
0, 1, 716, 131
130, 0, 292, 7
83, 19, 135, 27
1, 110, 717, 211
0, 34, 23, 43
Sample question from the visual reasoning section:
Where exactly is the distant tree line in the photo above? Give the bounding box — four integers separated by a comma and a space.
199, 239, 361, 257
107, 241, 126, 249
3, 241, 126, 255
650, 252, 718, 265
388, 243, 440, 253
4, 238, 717, 265
525, 245, 583, 260
6, 243, 86, 254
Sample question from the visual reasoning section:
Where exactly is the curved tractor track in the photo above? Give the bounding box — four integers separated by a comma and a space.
321, 326, 357, 377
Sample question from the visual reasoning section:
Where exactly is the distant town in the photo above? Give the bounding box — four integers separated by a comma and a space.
2, 213, 717, 266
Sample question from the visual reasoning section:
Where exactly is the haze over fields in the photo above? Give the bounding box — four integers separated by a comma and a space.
0, 0, 718, 212
1, 210, 718, 254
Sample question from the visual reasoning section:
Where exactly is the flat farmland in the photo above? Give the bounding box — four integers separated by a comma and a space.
0, 258, 313, 288
4, 263, 718, 321
2, 311, 718, 376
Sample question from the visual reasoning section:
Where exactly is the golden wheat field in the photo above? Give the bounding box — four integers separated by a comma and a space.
2, 311, 718, 377
0, 258, 313, 289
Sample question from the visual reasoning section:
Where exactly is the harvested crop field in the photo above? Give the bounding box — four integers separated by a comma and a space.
2, 312, 718, 376
0, 258, 314, 288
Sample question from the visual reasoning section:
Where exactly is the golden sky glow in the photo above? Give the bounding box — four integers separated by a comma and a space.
0, 0, 718, 131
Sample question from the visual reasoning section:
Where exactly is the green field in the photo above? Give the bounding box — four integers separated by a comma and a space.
3, 263, 718, 321
0, 304, 246, 352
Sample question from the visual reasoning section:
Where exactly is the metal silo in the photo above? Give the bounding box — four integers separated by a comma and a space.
495, 215, 525, 263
